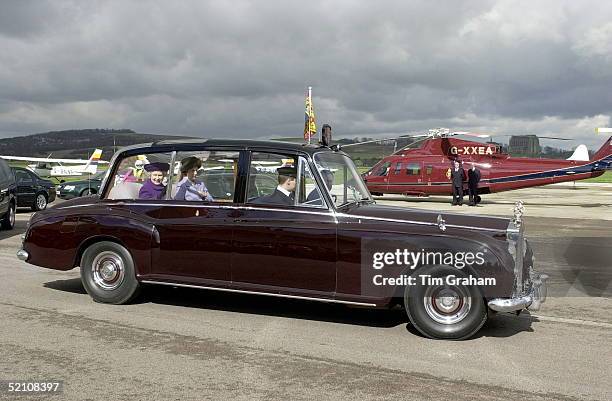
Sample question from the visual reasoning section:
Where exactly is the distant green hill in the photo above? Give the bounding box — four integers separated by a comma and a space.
0, 129, 194, 160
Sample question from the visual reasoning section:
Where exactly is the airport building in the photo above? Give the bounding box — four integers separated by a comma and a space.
509, 135, 541, 156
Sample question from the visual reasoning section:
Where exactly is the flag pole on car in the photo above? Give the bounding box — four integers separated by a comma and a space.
304, 86, 316, 144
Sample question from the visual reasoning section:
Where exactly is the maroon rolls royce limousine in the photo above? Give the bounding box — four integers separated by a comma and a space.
17, 139, 548, 340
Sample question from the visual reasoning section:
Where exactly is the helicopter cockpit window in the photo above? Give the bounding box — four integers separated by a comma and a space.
375, 161, 391, 176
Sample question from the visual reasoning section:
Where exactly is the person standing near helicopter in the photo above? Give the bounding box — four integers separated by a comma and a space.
449, 159, 466, 206
468, 162, 481, 206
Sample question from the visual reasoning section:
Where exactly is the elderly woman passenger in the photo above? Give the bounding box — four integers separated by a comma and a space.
175, 156, 214, 201
138, 162, 169, 200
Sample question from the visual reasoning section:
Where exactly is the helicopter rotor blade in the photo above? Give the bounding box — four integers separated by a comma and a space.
536, 136, 573, 140
494, 134, 573, 141
341, 128, 491, 151
342, 137, 401, 147
450, 131, 491, 138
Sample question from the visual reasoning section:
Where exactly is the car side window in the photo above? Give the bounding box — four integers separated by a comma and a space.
246, 152, 295, 205
170, 150, 240, 203
14, 170, 32, 182
246, 153, 326, 209
105, 152, 173, 200
297, 158, 327, 208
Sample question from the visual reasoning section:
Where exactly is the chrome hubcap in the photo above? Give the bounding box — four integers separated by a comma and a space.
92, 251, 125, 290
9, 206, 15, 226
424, 285, 471, 325
36, 195, 46, 209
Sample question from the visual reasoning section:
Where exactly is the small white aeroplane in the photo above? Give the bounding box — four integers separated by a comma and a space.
0, 149, 108, 177
251, 159, 295, 173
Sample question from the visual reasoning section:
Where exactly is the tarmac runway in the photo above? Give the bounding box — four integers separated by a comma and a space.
0, 185, 610, 400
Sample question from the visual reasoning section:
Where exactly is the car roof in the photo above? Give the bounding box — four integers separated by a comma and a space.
12, 166, 33, 173
118, 139, 341, 156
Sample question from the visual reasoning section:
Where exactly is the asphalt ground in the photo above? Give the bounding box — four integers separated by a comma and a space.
0, 184, 610, 400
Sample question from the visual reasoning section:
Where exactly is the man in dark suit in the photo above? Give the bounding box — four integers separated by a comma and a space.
467, 163, 481, 206
450, 160, 465, 206
253, 166, 296, 206
306, 169, 334, 205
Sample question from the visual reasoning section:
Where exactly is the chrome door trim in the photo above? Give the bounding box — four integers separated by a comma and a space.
335, 213, 504, 232
140, 280, 378, 307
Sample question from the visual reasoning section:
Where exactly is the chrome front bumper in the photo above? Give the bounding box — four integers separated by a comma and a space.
488, 272, 549, 313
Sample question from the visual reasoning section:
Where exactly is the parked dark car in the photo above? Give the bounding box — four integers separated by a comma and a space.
11, 167, 56, 211
16, 139, 547, 340
0, 158, 17, 229
57, 171, 104, 199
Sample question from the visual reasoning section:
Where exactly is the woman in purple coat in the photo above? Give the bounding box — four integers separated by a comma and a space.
138, 162, 169, 200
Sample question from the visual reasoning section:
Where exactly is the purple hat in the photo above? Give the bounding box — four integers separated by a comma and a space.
144, 162, 169, 173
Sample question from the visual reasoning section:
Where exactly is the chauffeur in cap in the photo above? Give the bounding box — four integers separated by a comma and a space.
253, 166, 296, 206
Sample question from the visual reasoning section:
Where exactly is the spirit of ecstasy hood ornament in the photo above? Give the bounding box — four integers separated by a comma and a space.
512, 200, 525, 228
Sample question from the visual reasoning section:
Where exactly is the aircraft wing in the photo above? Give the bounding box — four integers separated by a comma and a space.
0, 155, 109, 164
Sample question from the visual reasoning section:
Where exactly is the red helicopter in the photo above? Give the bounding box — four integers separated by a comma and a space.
359, 128, 612, 202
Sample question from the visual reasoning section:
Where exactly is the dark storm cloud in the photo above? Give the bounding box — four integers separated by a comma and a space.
0, 0, 63, 38
0, 0, 611, 148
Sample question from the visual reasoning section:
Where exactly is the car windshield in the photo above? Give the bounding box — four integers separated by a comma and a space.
313, 152, 372, 208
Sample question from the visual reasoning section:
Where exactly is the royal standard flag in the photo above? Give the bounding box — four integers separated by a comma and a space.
304, 88, 317, 141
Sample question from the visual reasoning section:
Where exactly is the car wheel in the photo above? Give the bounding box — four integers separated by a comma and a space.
80, 188, 93, 197
1, 202, 15, 230
32, 193, 48, 211
80, 241, 140, 304
404, 266, 487, 340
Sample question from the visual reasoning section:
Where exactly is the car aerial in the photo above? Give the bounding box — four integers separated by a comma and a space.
11, 167, 57, 211
16, 139, 548, 340
0, 158, 17, 230
57, 171, 105, 199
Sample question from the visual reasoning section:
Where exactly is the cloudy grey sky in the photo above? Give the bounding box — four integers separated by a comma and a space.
1, 0, 611, 149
